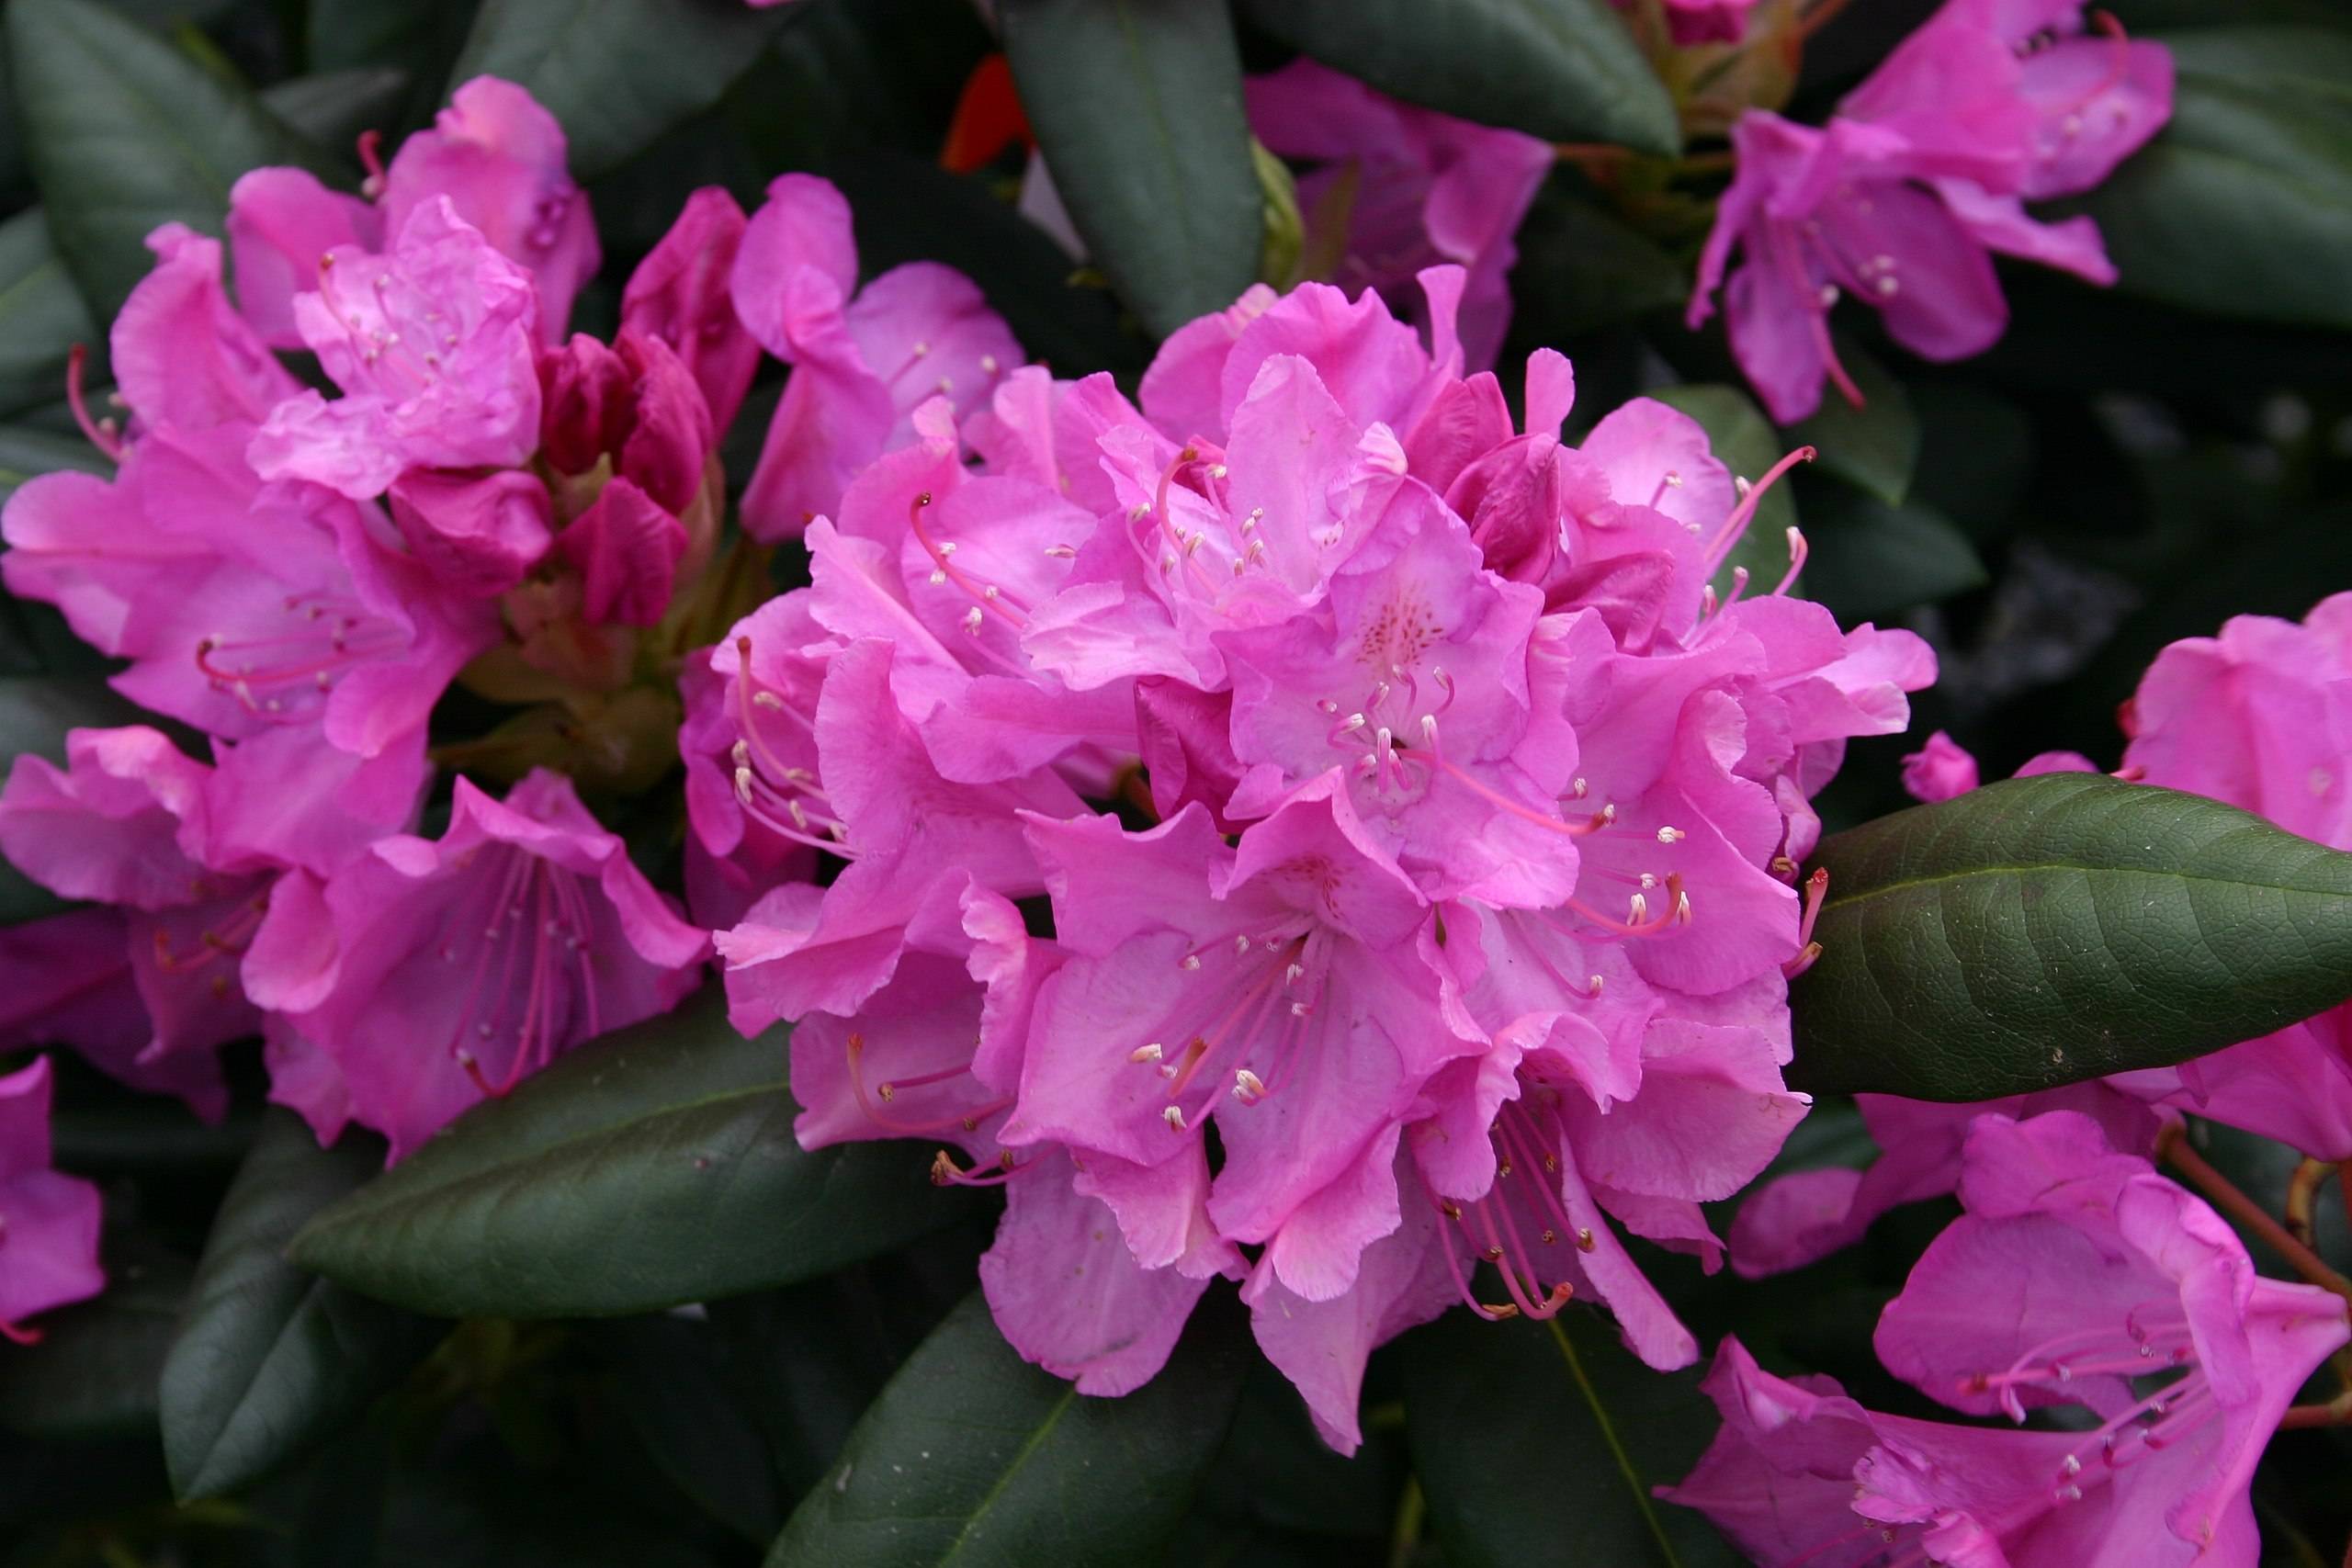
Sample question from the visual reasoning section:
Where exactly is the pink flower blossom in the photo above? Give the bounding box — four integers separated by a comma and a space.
243, 770, 707, 1160
228, 77, 597, 349
1246, 61, 1552, 372
622, 186, 760, 434
1688, 0, 2170, 422
1669, 1112, 2352, 1567
251, 198, 544, 499
0, 1057, 106, 1345
1900, 728, 1980, 801
1659, 0, 1759, 45
729, 173, 1021, 540
0, 909, 229, 1121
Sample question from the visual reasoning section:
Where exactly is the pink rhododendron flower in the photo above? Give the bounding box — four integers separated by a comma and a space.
251, 198, 544, 500
0, 908, 229, 1122
706, 264, 1932, 1442
1899, 728, 1979, 801
1660, 0, 1759, 45
228, 76, 597, 348
1246, 61, 1552, 372
0, 1057, 106, 1344
730, 173, 1022, 540
244, 770, 707, 1160
622, 187, 761, 434
1669, 1113, 2352, 1566
1688, 0, 2171, 421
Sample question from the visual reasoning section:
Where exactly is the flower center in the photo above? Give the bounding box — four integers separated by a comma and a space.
195, 592, 408, 718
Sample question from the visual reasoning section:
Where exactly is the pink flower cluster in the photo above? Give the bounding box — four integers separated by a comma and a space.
694, 237, 1933, 1440
1668, 1111, 2351, 1567
0, 76, 734, 1231
1737, 593, 2352, 1278
1690, 0, 2174, 422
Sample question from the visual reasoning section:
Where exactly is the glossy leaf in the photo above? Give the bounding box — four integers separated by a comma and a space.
0, 208, 96, 422
0, 424, 105, 502
289, 993, 978, 1318
1401, 1309, 1740, 1568
582, 1315, 785, 1545
2079, 27, 2352, 330
450, 0, 796, 182
1000, 0, 1261, 340
1790, 773, 2352, 1099
161, 1112, 439, 1501
1785, 341, 1917, 505
1239, 0, 1678, 154
765, 1292, 1248, 1567
6, 0, 332, 322
1509, 185, 1688, 335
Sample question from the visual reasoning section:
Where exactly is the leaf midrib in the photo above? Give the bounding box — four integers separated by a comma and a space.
1820, 856, 2351, 918
299, 1077, 784, 1234
933, 1384, 1079, 1566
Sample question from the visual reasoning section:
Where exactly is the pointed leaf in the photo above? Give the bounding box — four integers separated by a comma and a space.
765, 1292, 1248, 1567
6, 0, 333, 321
450, 0, 796, 182
0, 208, 96, 422
1000, 0, 1261, 340
1795, 488, 1987, 622
2077, 27, 2352, 330
1785, 340, 1917, 504
1791, 773, 2352, 1099
1239, 0, 1679, 155
1400, 1309, 1740, 1568
161, 1112, 440, 1501
289, 992, 979, 1318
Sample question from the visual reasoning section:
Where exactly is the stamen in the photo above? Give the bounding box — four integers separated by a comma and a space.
66, 346, 124, 461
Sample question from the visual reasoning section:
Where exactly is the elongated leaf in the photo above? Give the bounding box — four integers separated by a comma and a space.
1000, 0, 1261, 340
259, 68, 414, 155
581, 1315, 784, 1544
2078, 28, 2352, 329
1786, 341, 1917, 505
451, 0, 795, 182
290, 993, 978, 1317
1510, 185, 1688, 336
0, 209, 96, 422
1797, 489, 1988, 622
1646, 384, 1802, 597
1240, 0, 1678, 154
1401, 1310, 1739, 1568
0, 1247, 189, 1439
162, 1112, 439, 1502
0, 424, 105, 503
1791, 773, 2352, 1099
6, 0, 332, 322
766, 1292, 1247, 1567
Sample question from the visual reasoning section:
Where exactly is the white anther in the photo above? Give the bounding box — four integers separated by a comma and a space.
1235, 934, 1251, 954
1665, 471, 1683, 487
929, 569, 949, 586
1420, 715, 1440, 747
962, 606, 985, 634
979, 355, 999, 373
1657, 825, 1685, 844
1284, 963, 1305, 987
1571, 777, 1589, 798
1163, 1105, 1188, 1132
1290, 1000, 1310, 1018
982, 584, 1001, 601
937, 541, 957, 556
1588, 975, 1604, 995
1131, 1043, 1164, 1064
1876, 276, 1899, 297
1130, 503, 1151, 521
2062, 1455, 2082, 1477
1208, 464, 1227, 479
1182, 953, 1202, 971
1640, 874, 1657, 888
1628, 893, 1649, 924
734, 767, 756, 805
1232, 1069, 1266, 1103
1736, 475, 1754, 499
1044, 543, 1076, 558
752, 691, 785, 710
911, 340, 931, 357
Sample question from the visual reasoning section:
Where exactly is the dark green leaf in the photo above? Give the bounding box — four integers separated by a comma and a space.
6, 0, 333, 322
1240, 0, 1678, 154
1785, 341, 1917, 505
1000, 0, 1261, 339
1508, 182, 1688, 336
766, 1291, 1247, 1566
0, 423, 106, 502
450, 0, 794, 182
0, 1247, 190, 1439
1791, 773, 2352, 1099
0, 208, 98, 423
161, 1112, 439, 1502
1795, 488, 1988, 622
581, 1315, 784, 1544
258, 67, 414, 154
290, 992, 979, 1317
1401, 1309, 1740, 1568
1646, 383, 1802, 597
831, 152, 1146, 378
2077, 28, 2352, 330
